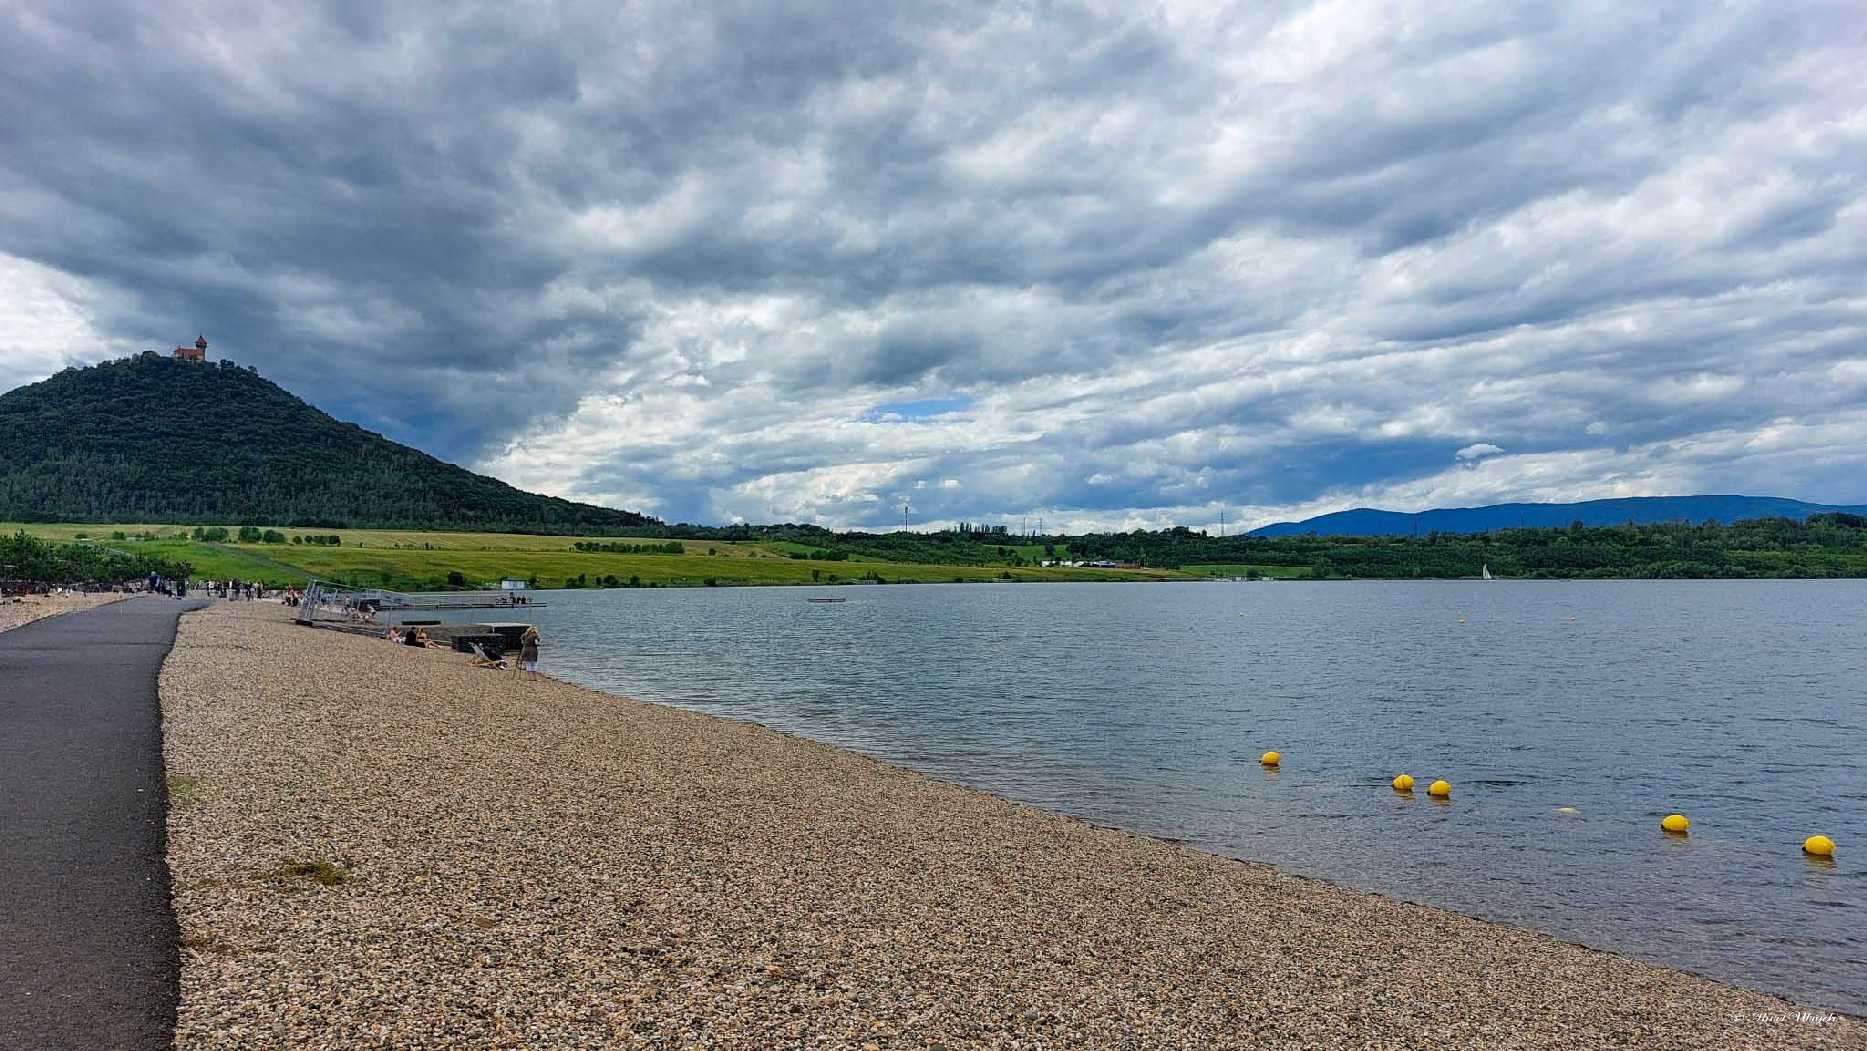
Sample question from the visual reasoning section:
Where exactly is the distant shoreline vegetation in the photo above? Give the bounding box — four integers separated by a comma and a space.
1081, 513, 1867, 580
3, 514, 1864, 589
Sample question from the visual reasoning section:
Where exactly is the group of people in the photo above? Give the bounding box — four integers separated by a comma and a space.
381, 624, 542, 679
134, 576, 275, 601
203, 579, 262, 601
144, 573, 186, 598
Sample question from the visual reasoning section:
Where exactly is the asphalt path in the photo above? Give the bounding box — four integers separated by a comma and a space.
1, 596, 204, 1050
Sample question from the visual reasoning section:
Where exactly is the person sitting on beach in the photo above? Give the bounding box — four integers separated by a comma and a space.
466, 642, 506, 670
410, 628, 437, 649
384, 627, 403, 644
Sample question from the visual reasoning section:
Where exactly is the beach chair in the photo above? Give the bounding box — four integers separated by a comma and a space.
467, 642, 507, 670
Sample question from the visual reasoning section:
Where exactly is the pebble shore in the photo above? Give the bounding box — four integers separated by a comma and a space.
0, 591, 125, 634
161, 602, 1864, 1049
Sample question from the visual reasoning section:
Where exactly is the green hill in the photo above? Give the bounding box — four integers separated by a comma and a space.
0, 354, 656, 533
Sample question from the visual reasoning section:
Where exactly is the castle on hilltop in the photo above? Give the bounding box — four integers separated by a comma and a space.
173, 335, 209, 362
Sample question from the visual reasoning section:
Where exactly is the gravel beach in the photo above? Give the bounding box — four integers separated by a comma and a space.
160, 602, 1863, 1049
0, 591, 125, 634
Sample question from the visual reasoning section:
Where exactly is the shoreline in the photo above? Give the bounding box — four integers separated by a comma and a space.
514, 674, 1867, 1024
160, 602, 1864, 1048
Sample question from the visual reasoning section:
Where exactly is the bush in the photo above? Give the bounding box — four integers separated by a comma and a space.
261, 530, 286, 544
570, 541, 684, 554
237, 525, 263, 543
446, 571, 466, 587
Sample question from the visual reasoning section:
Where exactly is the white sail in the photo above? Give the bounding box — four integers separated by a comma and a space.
1482, 563, 1494, 580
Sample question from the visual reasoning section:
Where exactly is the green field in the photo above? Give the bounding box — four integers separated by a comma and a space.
4, 523, 1186, 590
1183, 563, 1310, 579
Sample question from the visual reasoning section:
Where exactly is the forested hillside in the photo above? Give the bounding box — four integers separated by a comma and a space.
1068, 515, 1867, 577
0, 355, 655, 533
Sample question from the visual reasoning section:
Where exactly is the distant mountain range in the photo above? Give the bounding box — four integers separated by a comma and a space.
0, 354, 656, 533
1249, 496, 1867, 537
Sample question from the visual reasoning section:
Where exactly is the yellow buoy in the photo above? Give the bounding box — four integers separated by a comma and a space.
1392, 774, 1414, 792
1661, 813, 1690, 834
1427, 779, 1451, 798
1260, 751, 1281, 767
1555, 806, 1581, 816
1804, 834, 1836, 857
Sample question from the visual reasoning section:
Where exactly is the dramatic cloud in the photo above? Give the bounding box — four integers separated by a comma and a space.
3, 1, 1864, 529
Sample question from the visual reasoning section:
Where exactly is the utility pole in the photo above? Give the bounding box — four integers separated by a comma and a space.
902, 501, 911, 532
1218, 505, 1226, 538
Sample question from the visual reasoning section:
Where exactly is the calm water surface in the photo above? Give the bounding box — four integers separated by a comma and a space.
519, 581, 1866, 1012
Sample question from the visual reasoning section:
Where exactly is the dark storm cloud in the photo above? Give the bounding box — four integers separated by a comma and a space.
2, 1, 1865, 528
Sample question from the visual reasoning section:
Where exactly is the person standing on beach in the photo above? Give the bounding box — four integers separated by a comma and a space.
520, 627, 540, 680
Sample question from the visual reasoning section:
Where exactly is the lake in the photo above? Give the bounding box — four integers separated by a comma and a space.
519, 580, 1867, 1012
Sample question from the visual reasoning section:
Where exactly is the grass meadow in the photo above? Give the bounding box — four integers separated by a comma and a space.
4, 523, 1189, 590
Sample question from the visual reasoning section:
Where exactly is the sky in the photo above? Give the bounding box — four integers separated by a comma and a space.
2, 1, 1864, 532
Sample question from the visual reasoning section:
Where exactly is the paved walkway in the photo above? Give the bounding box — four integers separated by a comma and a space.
0, 596, 203, 1050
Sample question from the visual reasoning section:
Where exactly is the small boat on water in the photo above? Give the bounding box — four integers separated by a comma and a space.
1482, 563, 1494, 580
806, 597, 848, 604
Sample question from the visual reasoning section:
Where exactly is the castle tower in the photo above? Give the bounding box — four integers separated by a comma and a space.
173, 334, 207, 362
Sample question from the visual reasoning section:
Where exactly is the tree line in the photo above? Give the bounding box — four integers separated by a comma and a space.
1060, 514, 1867, 578
1, 530, 193, 585
570, 541, 685, 554
644, 514, 1867, 578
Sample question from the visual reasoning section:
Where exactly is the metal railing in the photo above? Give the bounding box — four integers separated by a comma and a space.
295, 579, 541, 624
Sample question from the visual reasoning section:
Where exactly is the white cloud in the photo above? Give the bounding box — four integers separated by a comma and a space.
1455, 443, 1506, 461
0, 254, 131, 379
